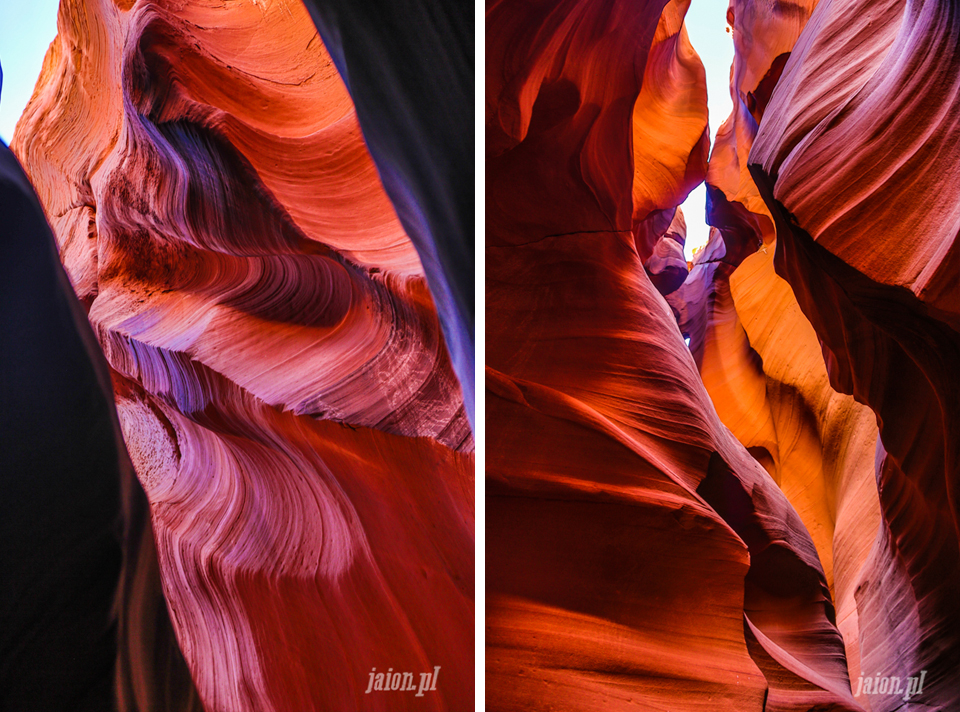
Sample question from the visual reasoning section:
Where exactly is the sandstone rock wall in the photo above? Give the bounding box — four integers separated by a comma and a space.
486, 0, 863, 709
11, 1, 474, 710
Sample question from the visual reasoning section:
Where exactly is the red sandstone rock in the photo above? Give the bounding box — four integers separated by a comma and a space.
13, 1, 473, 710
748, 0, 960, 708
486, 0, 861, 709
666, 1, 960, 710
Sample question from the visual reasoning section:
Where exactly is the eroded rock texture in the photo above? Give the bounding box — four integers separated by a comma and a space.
12, 1, 473, 710
669, 0, 885, 700
747, 0, 960, 708
666, 0, 960, 709
299, 0, 475, 424
486, 0, 864, 709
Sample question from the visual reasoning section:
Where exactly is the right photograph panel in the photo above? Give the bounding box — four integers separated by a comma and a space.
485, 0, 960, 709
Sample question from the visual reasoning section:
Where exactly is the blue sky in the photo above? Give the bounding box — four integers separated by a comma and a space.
681, 0, 735, 259
0, 0, 60, 144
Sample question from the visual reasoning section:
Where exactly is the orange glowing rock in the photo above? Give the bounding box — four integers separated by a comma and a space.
674, 237, 882, 695
486, 0, 860, 708
669, 0, 960, 709
12, 1, 473, 710
704, 0, 817, 263
748, 0, 960, 707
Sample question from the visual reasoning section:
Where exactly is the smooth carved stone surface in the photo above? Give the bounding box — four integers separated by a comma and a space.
486, 0, 860, 709
13, 1, 473, 710
670, 0, 890, 705
676, 238, 883, 696
752, 0, 960, 315
631, 7, 709, 233
704, 0, 817, 266
748, 0, 960, 708
299, 0, 475, 426
644, 207, 689, 296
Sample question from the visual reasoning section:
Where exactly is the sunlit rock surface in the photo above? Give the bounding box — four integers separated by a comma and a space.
748, 0, 960, 708
674, 0, 883, 701
704, 0, 816, 264
12, 1, 473, 710
674, 230, 882, 704
670, 0, 960, 710
486, 0, 862, 709
300, 0, 475, 425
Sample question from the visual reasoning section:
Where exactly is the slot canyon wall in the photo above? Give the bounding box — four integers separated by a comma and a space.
487, 0, 958, 710
748, 0, 960, 707
4, 0, 474, 710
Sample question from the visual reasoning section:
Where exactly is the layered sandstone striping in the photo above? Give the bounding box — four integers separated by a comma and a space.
12, 1, 474, 710
748, 0, 960, 708
300, 0, 475, 423
486, 0, 862, 709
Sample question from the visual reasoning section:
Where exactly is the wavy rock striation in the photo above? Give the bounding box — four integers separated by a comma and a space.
13, 1, 473, 710
486, 0, 862, 709
747, 0, 960, 708
666, 0, 960, 710
299, 0, 475, 424
669, 0, 884, 701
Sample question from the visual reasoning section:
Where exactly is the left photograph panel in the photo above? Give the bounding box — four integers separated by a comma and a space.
0, 0, 474, 710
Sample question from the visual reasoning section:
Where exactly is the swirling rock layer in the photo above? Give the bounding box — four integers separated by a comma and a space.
486, 0, 861, 709
671, 0, 960, 709
748, 1, 960, 706
300, 0, 475, 424
13, 1, 473, 710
